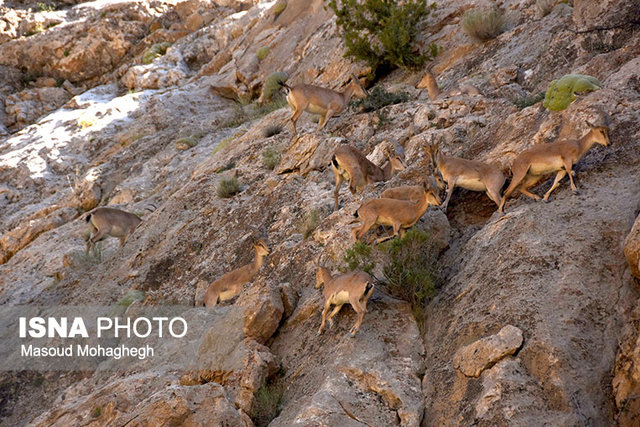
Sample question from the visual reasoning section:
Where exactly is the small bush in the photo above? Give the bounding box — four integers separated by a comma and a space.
217, 177, 241, 198
352, 85, 410, 112
462, 7, 506, 41
71, 246, 103, 268
262, 147, 281, 170
36, 2, 55, 11
142, 42, 171, 65
215, 161, 236, 173
92, 406, 102, 418
341, 241, 375, 274
252, 380, 284, 426
380, 228, 439, 329
249, 98, 288, 120
328, 0, 432, 77
273, 0, 287, 16
514, 91, 545, 109
542, 74, 601, 111
263, 124, 283, 138
262, 72, 288, 102
117, 290, 145, 308
256, 46, 270, 61
222, 105, 248, 128
298, 209, 322, 239
536, 0, 555, 17
213, 136, 234, 154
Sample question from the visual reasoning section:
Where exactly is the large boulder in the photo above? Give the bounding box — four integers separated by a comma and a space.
453, 325, 524, 378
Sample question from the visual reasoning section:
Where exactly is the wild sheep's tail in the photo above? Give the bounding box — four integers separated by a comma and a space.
360, 282, 374, 302
331, 155, 339, 170
278, 81, 291, 93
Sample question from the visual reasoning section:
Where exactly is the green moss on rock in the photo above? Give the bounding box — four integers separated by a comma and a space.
117, 290, 145, 307
543, 74, 601, 111
142, 42, 171, 65
273, 0, 287, 16
257, 46, 270, 61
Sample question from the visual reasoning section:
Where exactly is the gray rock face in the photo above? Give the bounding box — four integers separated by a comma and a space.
573, 0, 640, 31
2, 0, 640, 425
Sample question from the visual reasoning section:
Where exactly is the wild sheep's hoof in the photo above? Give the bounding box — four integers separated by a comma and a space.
572, 189, 580, 195
542, 198, 550, 203
317, 329, 323, 336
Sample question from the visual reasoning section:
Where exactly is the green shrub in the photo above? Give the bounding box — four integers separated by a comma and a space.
273, 0, 287, 16
462, 7, 506, 41
222, 104, 249, 128
252, 380, 284, 426
257, 46, 270, 61
215, 161, 236, 173
217, 177, 241, 198
542, 74, 601, 111
262, 147, 281, 170
351, 85, 410, 112
298, 209, 322, 239
117, 290, 145, 308
327, 0, 432, 77
514, 91, 545, 109
142, 42, 171, 65
380, 228, 439, 328
92, 406, 102, 418
262, 71, 289, 102
342, 241, 375, 274
71, 246, 103, 268
36, 2, 54, 12
214, 136, 234, 153
249, 98, 288, 120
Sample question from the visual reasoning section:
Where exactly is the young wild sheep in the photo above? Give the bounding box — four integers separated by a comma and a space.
315, 266, 375, 337
84, 207, 141, 254
203, 239, 270, 307
352, 181, 442, 244
280, 73, 368, 134
426, 141, 506, 212
331, 144, 406, 210
379, 176, 445, 202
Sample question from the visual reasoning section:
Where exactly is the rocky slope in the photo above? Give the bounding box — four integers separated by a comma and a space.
1, 0, 640, 425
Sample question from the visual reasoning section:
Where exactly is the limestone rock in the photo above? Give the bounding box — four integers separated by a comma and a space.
276, 134, 342, 175
453, 325, 524, 378
624, 214, 640, 280
272, 296, 425, 427
612, 305, 640, 426
5, 87, 71, 129
241, 283, 284, 344
32, 374, 251, 427
573, 0, 640, 31
0, 207, 77, 265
